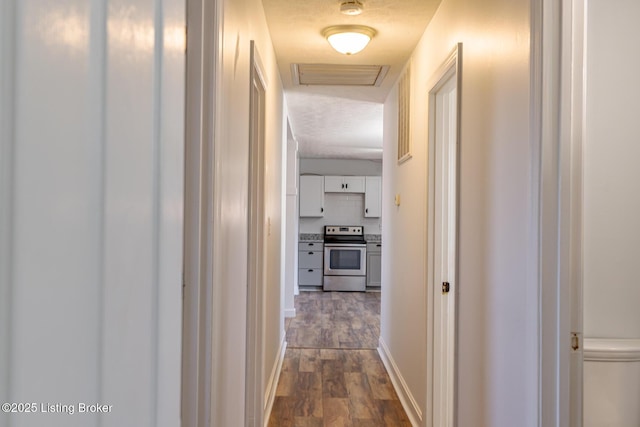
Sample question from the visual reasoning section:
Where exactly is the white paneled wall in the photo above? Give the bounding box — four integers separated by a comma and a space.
0, 0, 184, 426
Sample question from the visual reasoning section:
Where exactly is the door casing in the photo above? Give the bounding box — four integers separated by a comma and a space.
426, 43, 462, 427
245, 40, 268, 427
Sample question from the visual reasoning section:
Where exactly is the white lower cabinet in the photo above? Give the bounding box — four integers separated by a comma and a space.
298, 241, 323, 289
298, 268, 323, 287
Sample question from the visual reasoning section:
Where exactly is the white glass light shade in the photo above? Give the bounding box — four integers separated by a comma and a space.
323, 26, 376, 55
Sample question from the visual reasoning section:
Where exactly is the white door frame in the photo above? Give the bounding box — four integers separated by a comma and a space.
245, 40, 268, 427
0, 0, 16, 417
426, 43, 462, 427
533, 0, 585, 425
559, 2, 586, 425
182, 0, 221, 425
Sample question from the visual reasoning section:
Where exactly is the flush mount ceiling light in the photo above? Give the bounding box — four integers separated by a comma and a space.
340, 0, 364, 16
322, 25, 376, 55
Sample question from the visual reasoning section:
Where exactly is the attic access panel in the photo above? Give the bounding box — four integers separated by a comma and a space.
292, 63, 389, 86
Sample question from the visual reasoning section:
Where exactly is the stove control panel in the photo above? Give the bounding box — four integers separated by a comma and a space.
324, 226, 363, 235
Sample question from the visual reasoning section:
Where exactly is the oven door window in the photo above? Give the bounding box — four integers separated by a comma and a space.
329, 249, 362, 270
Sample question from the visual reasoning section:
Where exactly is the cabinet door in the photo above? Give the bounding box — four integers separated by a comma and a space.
299, 176, 324, 217
364, 176, 382, 217
366, 251, 382, 287
325, 176, 366, 193
324, 176, 345, 192
343, 176, 365, 193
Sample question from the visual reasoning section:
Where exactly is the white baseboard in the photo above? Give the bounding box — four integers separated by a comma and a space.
284, 308, 296, 318
378, 338, 422, 427
263, 338, 287, 426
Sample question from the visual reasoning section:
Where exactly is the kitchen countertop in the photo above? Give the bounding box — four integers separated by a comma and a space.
299, 233, 323, 242
300, 233, 381, 243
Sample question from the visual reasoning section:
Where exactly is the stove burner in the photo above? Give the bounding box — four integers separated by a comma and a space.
323, 225, 366, 244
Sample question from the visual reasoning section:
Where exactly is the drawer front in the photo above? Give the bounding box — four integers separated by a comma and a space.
299, 241, 323, 251
367, 242, 382, 253
298, 250, 323, 269
299, 268, 323, 286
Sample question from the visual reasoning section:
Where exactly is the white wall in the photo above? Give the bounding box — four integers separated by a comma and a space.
0, 0, 184, 426
381, 0, 536, 425
582, 1, 640, 425
300, 158, 382, 176
210, 0, 285, 425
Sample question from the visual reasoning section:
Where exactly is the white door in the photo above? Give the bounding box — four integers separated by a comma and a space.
427, 45, 461, 427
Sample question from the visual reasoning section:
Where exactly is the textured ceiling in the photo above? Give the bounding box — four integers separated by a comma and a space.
262, 0, 442, 159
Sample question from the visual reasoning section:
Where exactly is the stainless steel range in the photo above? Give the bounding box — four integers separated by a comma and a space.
323, 226, 367, 292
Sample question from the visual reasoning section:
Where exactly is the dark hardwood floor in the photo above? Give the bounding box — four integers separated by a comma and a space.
269, 291, 411, 427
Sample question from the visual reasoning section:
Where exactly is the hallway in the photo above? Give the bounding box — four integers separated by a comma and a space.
3, 0, 608, 425
268, 292, 411, 426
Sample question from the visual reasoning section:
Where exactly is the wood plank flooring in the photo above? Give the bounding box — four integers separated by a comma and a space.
270, 291, 411, 427
286, 291, 381, 349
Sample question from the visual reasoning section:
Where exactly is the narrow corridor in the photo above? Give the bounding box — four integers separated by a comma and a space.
268, 292, 411, 426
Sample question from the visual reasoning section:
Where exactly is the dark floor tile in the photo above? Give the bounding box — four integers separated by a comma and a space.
322, 359, 348, 398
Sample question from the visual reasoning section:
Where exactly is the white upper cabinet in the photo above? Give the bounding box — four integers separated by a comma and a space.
324, 176, 365, 193
299, 175, 325, 217
364, 176, 382, 218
